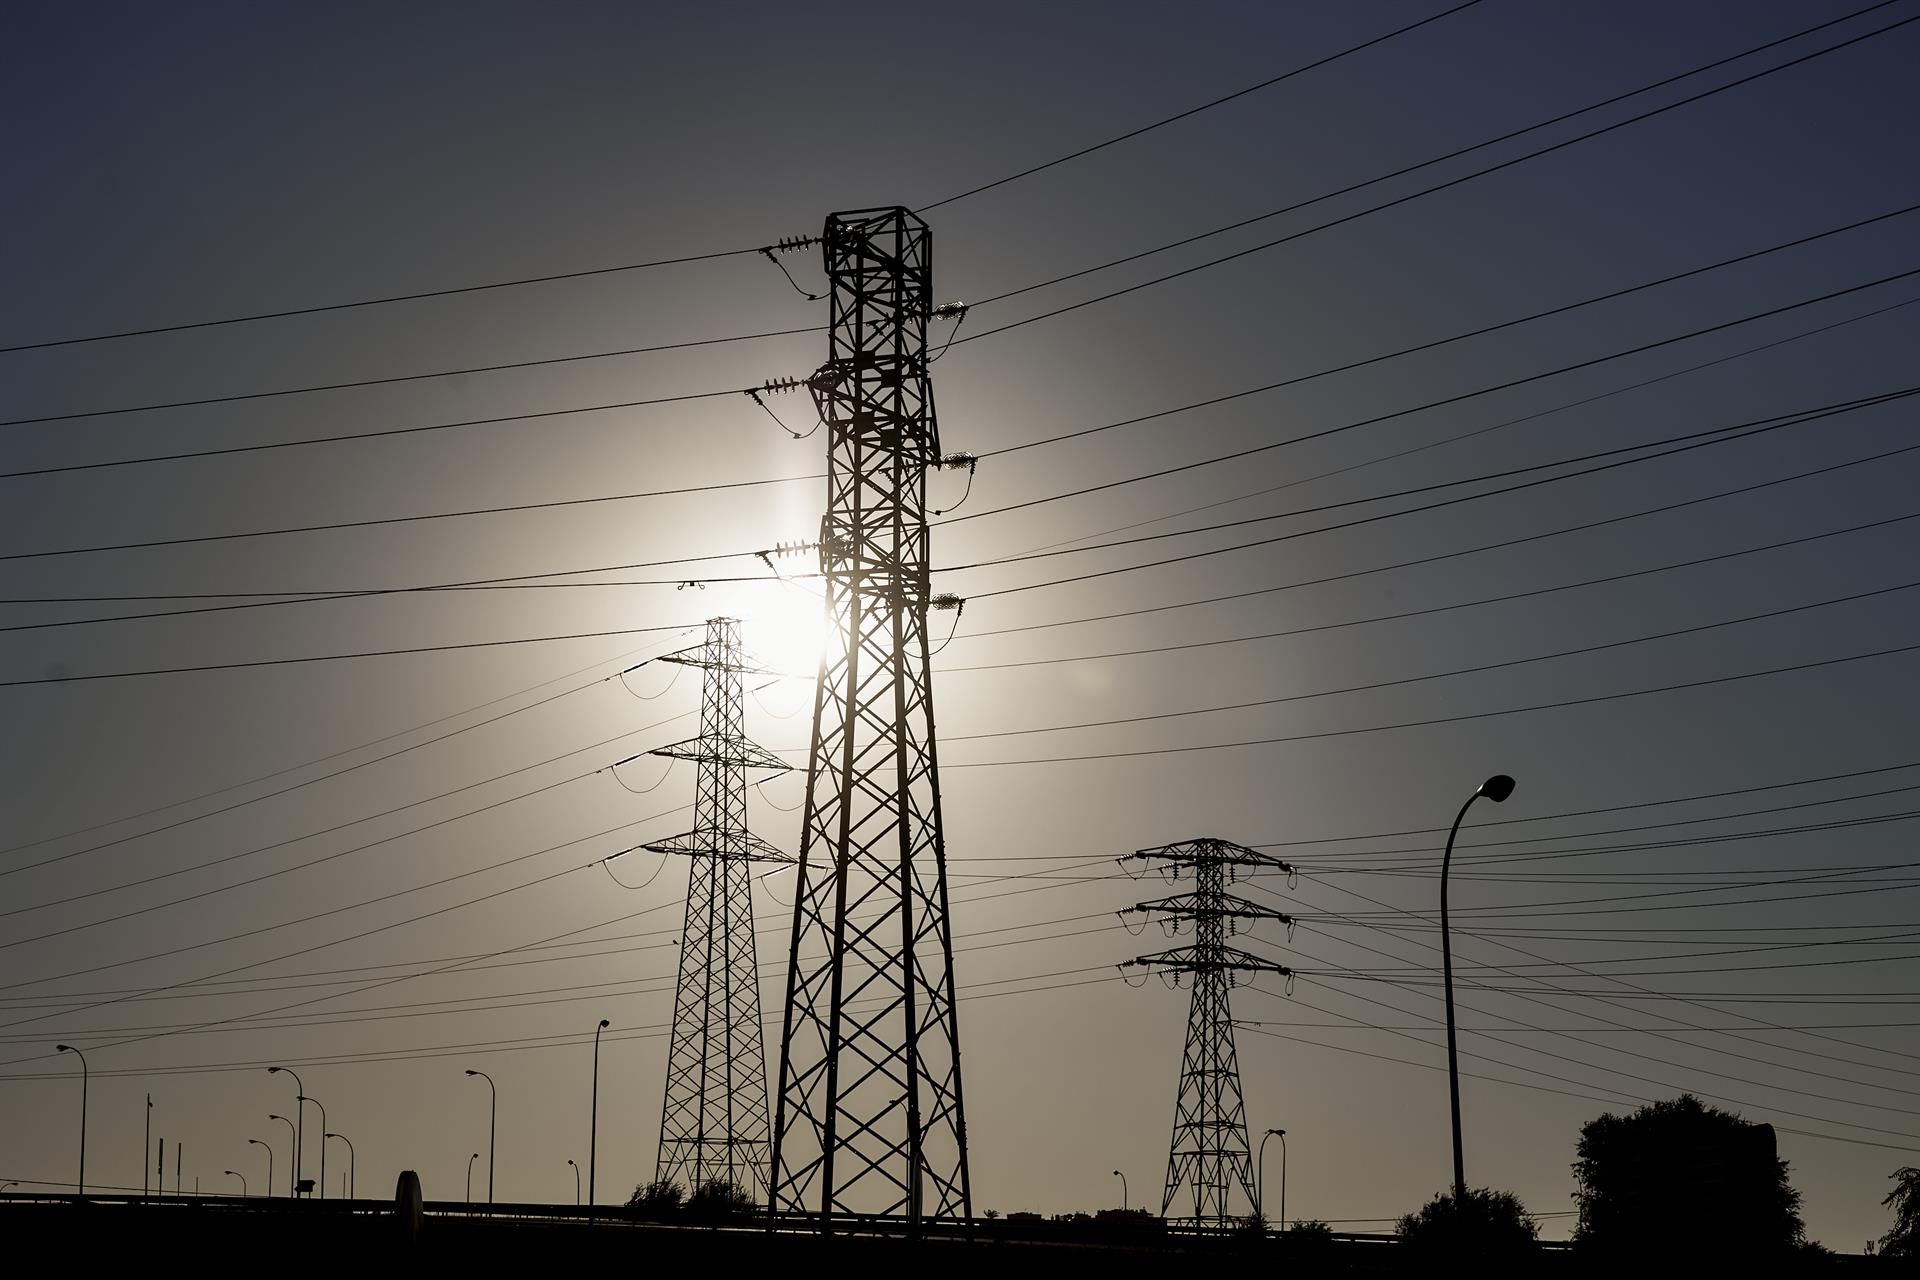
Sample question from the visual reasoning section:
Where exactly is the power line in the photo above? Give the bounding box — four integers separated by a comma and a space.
939, 640, 1920, 768
962, 1, 1903, 313
0, 631, 694, 867
20, 197, 1906, 564
916, 0, 1487, 211
0, 242, 771, 357
0, 383, 751, 481
943, 579, 1920, 744
949, 11, 1920, 347
942, 509, 1920, 674
0, 620, 703, 688
955, 432, 1920, 644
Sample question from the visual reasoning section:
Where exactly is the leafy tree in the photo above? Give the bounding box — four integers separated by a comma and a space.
624, 1178, 683, 1219
1574, 1094, 1803, 1260
1884, 1167, 1920, 1257
1396, 1187, 1539, 1262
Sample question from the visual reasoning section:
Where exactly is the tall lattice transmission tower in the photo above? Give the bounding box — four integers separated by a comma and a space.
1122, 838, 1295, 1228
770, 207, 970, 1230
636, 616, 792, 1199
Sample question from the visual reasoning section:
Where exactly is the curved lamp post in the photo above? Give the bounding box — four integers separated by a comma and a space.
326, 1132, 355, 1200
466, 1070, 496, 1207
1442, 774, 1515, 1201
248, 1139, 273, 1200
267, 1067, 305, 1196
1258, 1128, 1287, 1228
268, 1115, 297, 1199
466, 1152, 480, 1206
302, 1094, 327, 1199
225, 1170, 247, 1197
589, 1019, 610, 1214
1112, 1169, 1127, 1212
568, 1158, 581, 1206
55, 1045, 88, 1196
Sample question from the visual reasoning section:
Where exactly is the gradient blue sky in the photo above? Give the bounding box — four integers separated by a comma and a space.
3, 0, 1918, 1248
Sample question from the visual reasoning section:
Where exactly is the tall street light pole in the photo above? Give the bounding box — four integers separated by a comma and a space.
326, 1133, 355, 1200
268, 1115, 297, 1198
466, 1153, 480, 1206
225, 1170, 247, 1197
144, 1093, 152, 1198
55, 1045, 87, 1196
589, 1019, 609, 1215
1112, 1169, 1127, 1212
248, 1139, 273, 1201
302, 1095, 327, 1200
568, 1159, 580, 1206
267, 1067, 305, 1197
1258, 1128, 1286, 1227
1442, 773, 1515, 1203
465, 1070, 496, 1207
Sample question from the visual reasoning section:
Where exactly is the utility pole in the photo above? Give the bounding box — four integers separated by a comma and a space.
1122, 838, 1295, 1229
771, 207, 971, 1232
638, 617, 793, 1200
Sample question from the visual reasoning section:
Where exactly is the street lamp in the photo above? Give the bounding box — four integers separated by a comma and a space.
268, 1115, 297, 1198
589, 1019, 610, 1215
326, 1133, 355, 1200
55, 1045, 88, 1196
466, 1070, 496, 1207
567, 1159, 580, 1206
1441, 773, 1515, 1203
466, 1153, 481, 1206
225, 1170, 247, 1197
267, 1067, 305, 1197
1112, 1169, 1127, 1212
301, 1094, 328, 1200
248, 1139, 273, 1200
1257, 1128, 1288, 1230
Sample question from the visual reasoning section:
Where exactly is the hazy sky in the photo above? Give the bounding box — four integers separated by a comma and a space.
3, 0, 1918, 1248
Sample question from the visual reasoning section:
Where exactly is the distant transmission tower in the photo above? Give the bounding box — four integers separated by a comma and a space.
641, 617, 793, 1199
1123, 838, 1295, 1228
770, 207, 970, 1230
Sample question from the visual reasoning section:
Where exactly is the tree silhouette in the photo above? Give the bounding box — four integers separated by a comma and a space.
1396, 1187, 1539, 1262
1883, 1167, 1920, 1257
1574, 1094, 1803, 1260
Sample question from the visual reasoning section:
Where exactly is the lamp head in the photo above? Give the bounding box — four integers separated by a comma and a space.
1269, 1127, 1286, 1136
1478, 774, 1516, 804
268, 1066, 282, 1074
56, 1044, 74, 1053
465, 1069, 478, 1077
269, 1114, 286, 1122
599, 1019, 610, 1029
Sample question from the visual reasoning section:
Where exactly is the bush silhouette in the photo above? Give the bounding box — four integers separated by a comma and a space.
624, 1178, 683, 1220
1396, 1187, 1539, 1262
685, 1177, 757, 1223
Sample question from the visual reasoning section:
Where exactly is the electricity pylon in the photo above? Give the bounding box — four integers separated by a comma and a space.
770, 207, 970, 1230
641, 616, 792, 1200
1122, 838, 1295, 1228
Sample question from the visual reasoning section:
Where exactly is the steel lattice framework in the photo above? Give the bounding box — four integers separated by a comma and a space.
642, 617, 793, 1199
770, 207, 970, 1230
1123, 838, 1295, 1228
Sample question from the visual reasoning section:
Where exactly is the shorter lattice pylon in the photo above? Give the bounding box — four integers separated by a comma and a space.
1120, 837, 1294, 1228
629, 617, 793, 1201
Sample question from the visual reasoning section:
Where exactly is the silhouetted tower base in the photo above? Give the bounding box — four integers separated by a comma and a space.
644, 617, 792, 1199
770, 207, 970, 1231
1123, 838, 1294, 1228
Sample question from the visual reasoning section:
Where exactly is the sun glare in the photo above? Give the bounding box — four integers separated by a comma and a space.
751, 586, 831, 683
